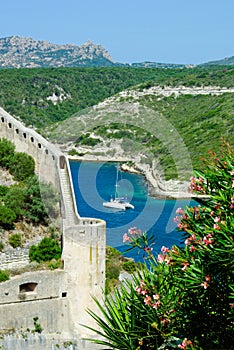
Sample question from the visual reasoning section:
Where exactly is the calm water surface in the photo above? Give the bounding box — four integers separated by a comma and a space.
69, 161, 194, 260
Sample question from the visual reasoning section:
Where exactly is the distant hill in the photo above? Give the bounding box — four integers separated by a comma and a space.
0, 36, 233, 68
130, 61, 191, 69
200, 56, 234, 66
0, 36, 116, 68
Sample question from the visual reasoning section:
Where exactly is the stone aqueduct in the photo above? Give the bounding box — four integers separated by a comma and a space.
0, 107, 106, 349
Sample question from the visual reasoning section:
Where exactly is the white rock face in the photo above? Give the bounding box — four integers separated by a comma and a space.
0, 36, 114, 68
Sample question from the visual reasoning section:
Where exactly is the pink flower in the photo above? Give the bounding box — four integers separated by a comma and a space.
161, 246, 170, 253
144, 295, 152, 305
190, 245, 196, 252
128, 227, 142, 235
182, 261, 189, 271
152, 300, 161, 309
173, 216, 181, 223
178, 338, 193, 349
160, 316, 169, 326
201, 275, 211, 289
213, 223, 220, 230
123, 233, 130, 243
141, 289, 147, 295
135, 286, 141, 294
185, 233, 196, 246
201, 281, 209, 289
153, 293, 160, 300
176, 207, 185, 215
143, 246, 153, 252
157, 254, 165, 263
214, 216, 220, 223
177, 222, 188, 231
231, 196, 234, 210
136, 281, 148, 295
203, 234, 213, 245
231, 170, 234, 176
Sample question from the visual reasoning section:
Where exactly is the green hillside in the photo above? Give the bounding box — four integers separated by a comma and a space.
46, 90, 234, 180
0, 66, 233, 129
0, 66, 233, 180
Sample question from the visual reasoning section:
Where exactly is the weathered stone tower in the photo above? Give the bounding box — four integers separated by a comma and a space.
0, 107, 106, 349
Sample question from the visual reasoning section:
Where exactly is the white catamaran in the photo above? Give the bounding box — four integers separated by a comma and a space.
103, 165, 134, 211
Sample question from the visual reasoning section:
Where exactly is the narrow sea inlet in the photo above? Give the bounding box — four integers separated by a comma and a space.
69, 161, 195, 261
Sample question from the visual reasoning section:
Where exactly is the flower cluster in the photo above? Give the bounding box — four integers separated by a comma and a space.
135, 280, 162, 310
201, 275, 211, 289
122, 227, 154, 255
178, 338, 193, 349
123, 227, 142, 243
189, 176, 206, 193
157, 245, 172, 265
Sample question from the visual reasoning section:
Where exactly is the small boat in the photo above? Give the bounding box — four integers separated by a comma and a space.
103, 165, 134, 211
103, 197, 134, 210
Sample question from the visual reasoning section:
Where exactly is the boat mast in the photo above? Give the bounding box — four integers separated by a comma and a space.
114, 164, 119, 199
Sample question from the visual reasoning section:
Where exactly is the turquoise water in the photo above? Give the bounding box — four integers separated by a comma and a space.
69, 161, 194, 260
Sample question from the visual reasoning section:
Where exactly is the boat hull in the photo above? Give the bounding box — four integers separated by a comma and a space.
103, 199, 134, 210
103, 201, 126, 210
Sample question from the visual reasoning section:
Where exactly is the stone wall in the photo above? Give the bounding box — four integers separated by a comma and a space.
0, 248, 29, 270
0, 333, 78, 350
0, 107, 61, 188
0, 107, 106, 350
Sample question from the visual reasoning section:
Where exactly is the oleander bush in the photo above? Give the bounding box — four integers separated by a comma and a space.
85, 142, 234, 350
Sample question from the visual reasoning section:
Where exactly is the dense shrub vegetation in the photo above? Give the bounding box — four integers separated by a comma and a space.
0, 270, 10, 283
0, 138, 59, 229
85, 142, 234, 350
29, 237, 62, 263
105, 246, 141, 294
0, 66, 233, 129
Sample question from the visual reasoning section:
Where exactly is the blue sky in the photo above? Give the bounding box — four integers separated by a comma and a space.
1, 0, 233, 64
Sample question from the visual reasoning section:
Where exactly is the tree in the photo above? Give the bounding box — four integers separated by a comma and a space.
0, 205, 17, 229
24, 176, 59, 224
4, 185, 26, 219
9, 152, 35, 181
29, 237, 62, 263
0, 138, 15, 168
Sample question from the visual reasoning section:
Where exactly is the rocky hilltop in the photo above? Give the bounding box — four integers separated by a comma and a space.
0, 36, 115, 68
